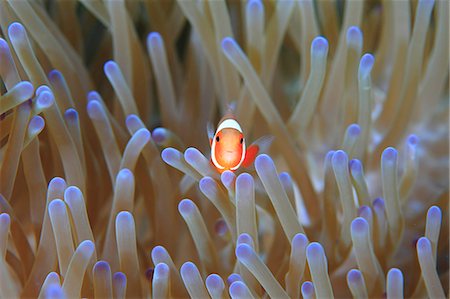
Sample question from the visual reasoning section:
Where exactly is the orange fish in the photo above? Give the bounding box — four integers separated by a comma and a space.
208, 116, 272, 172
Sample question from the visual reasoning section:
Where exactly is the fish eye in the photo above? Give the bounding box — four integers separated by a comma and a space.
216, 136, 220, 142
240, 138, 243, 144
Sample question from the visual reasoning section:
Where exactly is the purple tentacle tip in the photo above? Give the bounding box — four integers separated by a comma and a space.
79, 239, 95, 254
103, 60, 117, 74
221, 171, 235, 187
416, 237, 431, 252
36, 85, 51, 96
125, 114, 139, 127
0, 213, 10, 225
0, 38, 8, 50
360, 54, 375, 73
206, 274, 223, 290
427, 205, 441, 221
248, 0, 263, 12
151, 245, 167, 261
18, 81, 34, 96
351, 217, 368, 234
236, 173, 253, 189
29, 115, 45, 132
325, 150, 335, 162
332, 150, 348, 165
154, 263, 169, 278
235, 243, 253, 260
49, 177, 66, 189
387, 268, 403, 279
199, 176, 215, 193
37, 91, 54, 109
135, 128, 151, 142
312, 36, 328, 53
306, 242, 324, 259
227, 273, 242, 285
237, 233, 253, 247
292, 233, 308, 248
152, 127, 167, 144
64, 108, 78, 122
347, 269, 363, 283
87, 100, 103, 120
358, 205, 371, 218
347, 124, 361, 136
64, 186, 81, 201
93, 260, 110, 273
113, 272, 127, 285
279, 172, 292, 187
87, 90, 101, 102
346, 26, 363, 44
349, 159, 363, 173
147, 32, 163, 46
116, 211, 133, 224
48, 200, 66, 218
161, 147, 178, 163
372, 197, 385, 209
221, 37, 236, 52
407, 134, 419, 146
8, 22, 26, 39
301, 281, 314, 296
178, 199, 195, 215
382, 147, 398, 162
117, 168, 133, 180
180, 261, 198, 276
229, 281, 249, 297
48, 69, 63, 81
184, 147, 202, 165
255, 154, 274, 172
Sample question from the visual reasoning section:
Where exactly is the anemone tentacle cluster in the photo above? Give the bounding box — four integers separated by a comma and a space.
0, 0, 448, 298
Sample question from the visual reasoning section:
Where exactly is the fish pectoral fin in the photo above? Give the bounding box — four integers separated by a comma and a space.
242, 136, 274, 168
207, 122, 215, 141
242, 144, 259, 167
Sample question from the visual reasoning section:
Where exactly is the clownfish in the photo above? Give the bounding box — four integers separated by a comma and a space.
208, 116, 272, 172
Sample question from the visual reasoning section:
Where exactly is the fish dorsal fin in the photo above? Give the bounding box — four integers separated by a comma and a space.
220, 101, 237, 120
226, 101, 236, 113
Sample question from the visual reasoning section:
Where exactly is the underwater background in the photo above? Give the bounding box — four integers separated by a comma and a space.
0, 0, 448, 298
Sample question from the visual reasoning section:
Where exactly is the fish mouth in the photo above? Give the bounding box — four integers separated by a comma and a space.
226, 150, 233, 153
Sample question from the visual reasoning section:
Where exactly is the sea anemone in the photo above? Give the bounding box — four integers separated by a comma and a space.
0, 0, 448, 298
